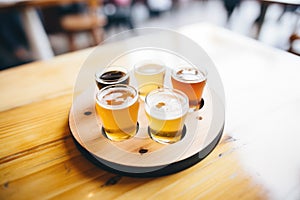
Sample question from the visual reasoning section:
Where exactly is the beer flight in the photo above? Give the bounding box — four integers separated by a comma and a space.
95, 60, 207, 144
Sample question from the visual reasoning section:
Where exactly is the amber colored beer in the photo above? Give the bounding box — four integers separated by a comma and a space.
95, 66, 129, 90
145, 88, 189, 144
95, 85, 139, 141
171, 67, 207, 111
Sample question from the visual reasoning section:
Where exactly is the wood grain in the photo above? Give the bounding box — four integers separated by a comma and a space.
1, 23, 300, 200
0, 94, 72, 158
0, 49, 91, 112
0, 134, 267, 200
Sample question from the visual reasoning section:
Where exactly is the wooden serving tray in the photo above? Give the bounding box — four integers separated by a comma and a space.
69, 84, 224, 177
68, 37, 225, 176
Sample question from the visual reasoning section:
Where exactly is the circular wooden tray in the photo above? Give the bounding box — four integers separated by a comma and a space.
69, 84, 224, 177
71, 124, 223, 177
68, 30, 225, 176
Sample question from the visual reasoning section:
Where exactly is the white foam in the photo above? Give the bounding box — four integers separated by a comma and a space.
173, 68, 206, 83
96, 87, 137, 110
135, 64, 165, 75
102, 92, 133, 104
145, 91, 188, 120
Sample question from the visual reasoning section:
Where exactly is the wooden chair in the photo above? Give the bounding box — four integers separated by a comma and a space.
60, 0, 107, 51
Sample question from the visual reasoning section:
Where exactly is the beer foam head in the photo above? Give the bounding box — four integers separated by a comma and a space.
96, 85, 138, 110
145, 89, 189, 120
172, 67, 206, 83
134, 60, 165, 75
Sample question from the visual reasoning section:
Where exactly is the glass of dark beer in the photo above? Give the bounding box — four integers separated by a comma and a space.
95, 66, 129, 90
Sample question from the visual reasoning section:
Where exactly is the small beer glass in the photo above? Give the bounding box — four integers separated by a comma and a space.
95, 84, 139, 141
95, 66, 129, 90
171, 66, 207, 112
145, 88, 189, 144
134, 60, 166, 101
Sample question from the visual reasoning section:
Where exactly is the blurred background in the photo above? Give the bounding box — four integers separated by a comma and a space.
0, 0, 299, 70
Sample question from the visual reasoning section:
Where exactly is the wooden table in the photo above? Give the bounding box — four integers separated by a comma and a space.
1, 23, 300, 199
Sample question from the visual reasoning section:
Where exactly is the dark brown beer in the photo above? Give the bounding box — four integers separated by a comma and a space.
95, 67, 129, 90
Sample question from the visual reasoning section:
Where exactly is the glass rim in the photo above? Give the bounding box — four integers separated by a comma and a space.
171, 65, 207, 82
95, 66, 129, 84
144, 88, 189, 114
133, 59, 166, 75
96, 84, 138, 110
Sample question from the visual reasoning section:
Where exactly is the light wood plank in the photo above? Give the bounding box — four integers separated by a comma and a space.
0, 49, 91, 112
0, 136, 78, 185
49, 174, 154, 200
49, 135, 267, 200
113, 137, 267, 200
0, 154, 108, 200
0, 94, 72, 158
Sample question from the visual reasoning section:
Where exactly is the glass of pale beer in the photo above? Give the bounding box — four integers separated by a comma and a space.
95, 66, 129, 90
145, 88, 189, 144
95, 84, 140, 141
171, 66, 207, 112
134, 60, 166, 101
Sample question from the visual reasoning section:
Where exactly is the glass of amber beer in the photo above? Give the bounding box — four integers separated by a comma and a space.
145, 88, 189, 144
171, 66, 207, 112
95, 66, 129, 90
134, 60, 166, 101
95, 84, 140, 141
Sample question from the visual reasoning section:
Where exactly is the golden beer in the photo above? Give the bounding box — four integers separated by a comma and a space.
134, 60, 165, 101
145, 88, 189, 144
95, 85, 139, 141
171, 67, 207, 111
